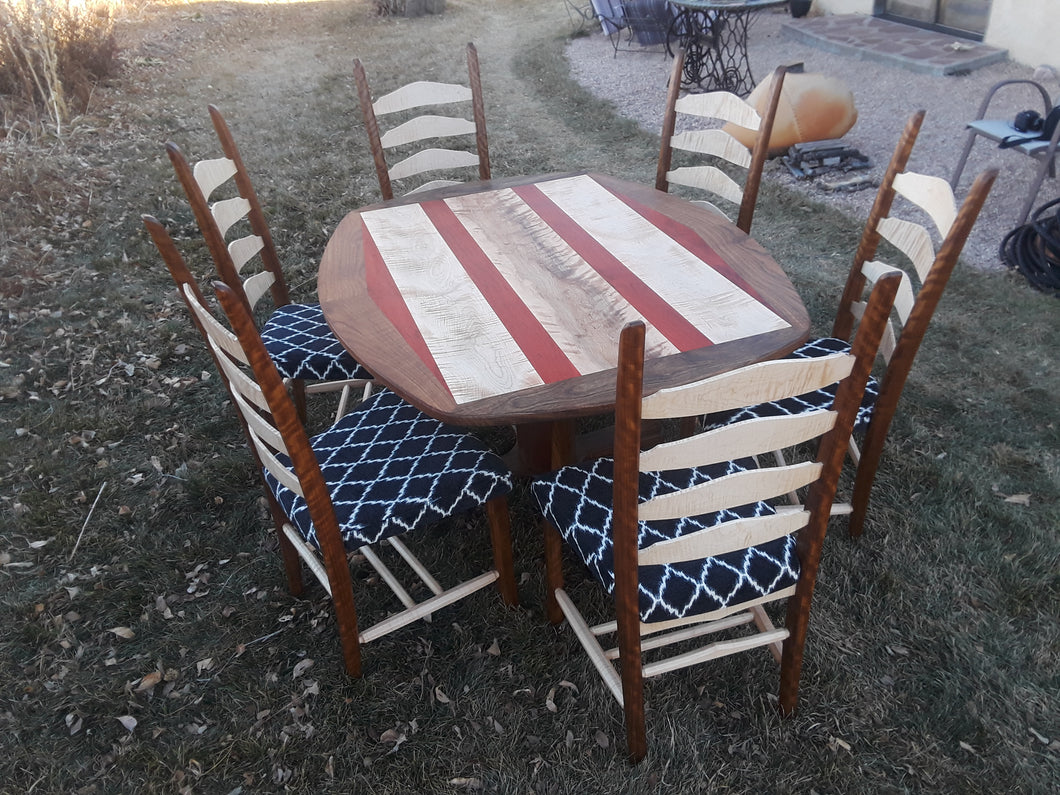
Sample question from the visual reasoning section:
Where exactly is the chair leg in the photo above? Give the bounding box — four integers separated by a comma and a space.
486, 498, 518, 607
778, 584, 812, 716
291, 378, 308, 424
266, 493, 304, 595
616, 587, 647, 763
1017, 154, 1055, 225
847, 394, 899, 537
543, 521, 565, 625
331, 576, 363, 678
949, 130, 979, 190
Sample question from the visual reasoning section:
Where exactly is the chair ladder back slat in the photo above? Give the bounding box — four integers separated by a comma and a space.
205, 331, 275, 416
242, 269, 277, 310
642, 353, 854, 420
638, 509, 810, 566
639, 410, 838, 473
379, 115, 477, 149
674, 91, 760, 128
181, 284, 247, 364
228, 235, 265, 275
877, 215, 937, 287
862, 259, 916, 325
193, 156, 238, 200
373, 81, 472, 115
405, 179, 463, 196
892, 171, 957, 237
666, 166, 744, 205
388, 148, 481, 181
211, 196, 251, 238
637, 461, 822, 523
670, 129, 754, 165
248, 428, 302, 496
665, 166, 744, 205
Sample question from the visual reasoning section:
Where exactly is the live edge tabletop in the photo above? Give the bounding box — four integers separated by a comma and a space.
318, 172, 809, 428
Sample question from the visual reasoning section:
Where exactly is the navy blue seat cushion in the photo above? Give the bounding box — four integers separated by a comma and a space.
704, 337, 879, 433
530, 457, 799, 624
265, 389, 512, 551
262, 302, 372, 382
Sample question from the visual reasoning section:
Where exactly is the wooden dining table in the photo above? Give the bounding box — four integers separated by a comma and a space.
318, 171, 809, 473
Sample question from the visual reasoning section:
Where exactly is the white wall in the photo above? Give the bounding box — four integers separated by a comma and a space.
811, 0, 1055, 68
984, 0, 1056, 69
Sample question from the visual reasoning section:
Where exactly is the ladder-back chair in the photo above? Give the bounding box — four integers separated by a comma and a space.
145, 215, 518, 676
706, 112, 998, 537
354, 42, 490, 201
531, 275, 900, 762
656, 50, 786, 234
166, 106, 372, 421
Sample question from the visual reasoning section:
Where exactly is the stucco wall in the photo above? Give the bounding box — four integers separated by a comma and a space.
812, 0, 1055, 68
983, 0, 1055, 68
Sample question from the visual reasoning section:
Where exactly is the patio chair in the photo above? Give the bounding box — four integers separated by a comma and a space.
564, 0, 597, 34
705, 111, 999, 537
656, 50, 786, 234
950, 78, 1059, 226
592, 0, 674, 56
166, 106, 373, 422
530, 274, 901, 762
354, 42, 490, 201
144, 215, 518, 677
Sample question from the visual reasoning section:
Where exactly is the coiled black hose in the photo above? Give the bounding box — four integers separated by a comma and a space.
999, 197, 1060, 296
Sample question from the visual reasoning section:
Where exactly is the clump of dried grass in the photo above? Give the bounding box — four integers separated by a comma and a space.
0, 0, 120, 135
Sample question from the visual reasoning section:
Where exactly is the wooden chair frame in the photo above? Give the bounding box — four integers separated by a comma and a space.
656, 49, 786, 234
354, 42, 491, 201
166, 105, 373, 421
145, 215, 517, 677
541, 274, 901, 762
832, 111, 998, 536
950, 79, 1058, 226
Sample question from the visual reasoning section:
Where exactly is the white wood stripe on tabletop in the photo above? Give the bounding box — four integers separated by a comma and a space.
536, 175, 790, 343
360, 202, 540, 404
445, 188, 678, 372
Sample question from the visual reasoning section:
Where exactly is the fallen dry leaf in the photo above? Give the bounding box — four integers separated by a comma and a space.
292, 658, 314, 679
117, 715, 138, 732
545, 687, 557, 713
594, 730, 609, 748
109, 626, 135, 639
136, 671, 163, 692
448, 777, 483, 790
1003, 493, 1031, 506
434, 685, 451, 704
486, 638, 501, 656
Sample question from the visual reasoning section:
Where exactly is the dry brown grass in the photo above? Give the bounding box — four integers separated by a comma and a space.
0, 0, 120, 134
0, 1, 1057, 792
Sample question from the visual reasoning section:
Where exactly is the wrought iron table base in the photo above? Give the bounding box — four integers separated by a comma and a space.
667, 4, 768, 94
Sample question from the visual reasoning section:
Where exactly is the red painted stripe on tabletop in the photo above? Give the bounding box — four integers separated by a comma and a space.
513, 183, 714, 351
420, 200, 581, 383
610, 189, 780, 314
362, 217, 451, 396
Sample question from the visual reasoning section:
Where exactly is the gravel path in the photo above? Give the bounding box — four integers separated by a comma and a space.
566, 9, 1058, 271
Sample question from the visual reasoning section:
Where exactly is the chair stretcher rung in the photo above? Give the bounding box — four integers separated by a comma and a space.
359, 571, 499, 644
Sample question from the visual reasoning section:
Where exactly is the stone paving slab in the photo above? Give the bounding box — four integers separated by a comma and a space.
781, 14, 1007, 75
